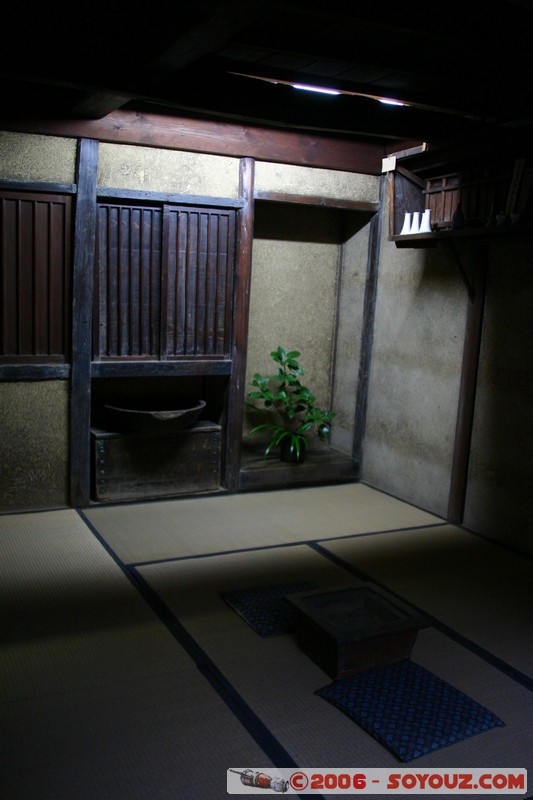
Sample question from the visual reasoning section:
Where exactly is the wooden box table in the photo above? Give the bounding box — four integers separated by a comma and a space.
285, 583, 427, 679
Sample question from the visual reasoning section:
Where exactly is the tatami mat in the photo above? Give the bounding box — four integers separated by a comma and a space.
2, 490, 532, 799
2, 671, 274, 800
0, 509, 279, 799
137, 544, 533, 799
1, 509, 193, 700
318, 526, 533, 679
83, 482, 443, 563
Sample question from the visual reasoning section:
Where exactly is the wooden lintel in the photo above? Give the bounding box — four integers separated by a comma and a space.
96, 186, 244, 209
0, 110, 386, 175
91, 360, 233, 378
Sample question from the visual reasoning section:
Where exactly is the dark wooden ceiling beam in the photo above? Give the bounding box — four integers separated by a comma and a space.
0, 110, 389, 174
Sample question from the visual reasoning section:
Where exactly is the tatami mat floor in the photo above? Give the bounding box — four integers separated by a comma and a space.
1, 483, 532, 799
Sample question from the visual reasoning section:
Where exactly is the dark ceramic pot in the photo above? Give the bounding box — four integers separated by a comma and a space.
280, 437, 306, 464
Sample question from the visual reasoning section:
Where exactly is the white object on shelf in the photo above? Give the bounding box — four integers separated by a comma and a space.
419, 209, 432, 233
409, 211, 420, 234
400, 212, 412, 235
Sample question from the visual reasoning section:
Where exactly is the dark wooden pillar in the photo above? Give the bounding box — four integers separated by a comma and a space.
70, 138, 98, 507
447, 244, 488, 523
223, 157, 255, 491
353, 176, 384, 475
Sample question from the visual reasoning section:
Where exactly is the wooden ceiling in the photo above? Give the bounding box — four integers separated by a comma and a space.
1, 1, 532, 154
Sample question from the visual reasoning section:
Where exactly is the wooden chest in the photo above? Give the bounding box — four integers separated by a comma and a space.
285, 583, 427, 679
91, 420, 222, 502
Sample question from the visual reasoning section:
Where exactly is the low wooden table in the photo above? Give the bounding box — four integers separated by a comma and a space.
285, 583, 427, 680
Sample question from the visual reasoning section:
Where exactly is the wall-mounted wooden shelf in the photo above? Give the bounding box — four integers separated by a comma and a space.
253, 190, 379, 213
392, 222, 533, 249
387, 149, 532, 250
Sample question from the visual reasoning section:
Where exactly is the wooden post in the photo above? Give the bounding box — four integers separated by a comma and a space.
223, 157, 255, 491
353, 176, 384, 476
69, 138, 98, 507
447, 244, 488, 524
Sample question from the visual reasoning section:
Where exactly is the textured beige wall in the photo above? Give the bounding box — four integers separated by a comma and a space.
463, 242, 533, 556
0, 131, 77, 183
97, 143, 240, 197
330, 224, 372, 454
244, 203, 341, 445
363, 189, 533, 554
362, 190, 467, 517
255, 161, 378, 202
0, 382, 70, 511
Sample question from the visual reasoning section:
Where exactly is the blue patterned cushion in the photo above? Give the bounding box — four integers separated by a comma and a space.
222, 581, 318, 637
316, 660, 504, 762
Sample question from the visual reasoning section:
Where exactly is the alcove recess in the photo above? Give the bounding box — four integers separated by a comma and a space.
239, 193, 378, 492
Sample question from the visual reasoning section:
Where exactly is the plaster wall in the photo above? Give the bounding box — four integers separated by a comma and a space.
364, 192, 533, 556
255, 161, 378, 201
362, 190, 467, 517
0, 381, 70, 511
97, 143, 240, 196
330, 224, 372, 454
0, 131, 76, 183
244, 203, 340, 444
463, 242, 533, 556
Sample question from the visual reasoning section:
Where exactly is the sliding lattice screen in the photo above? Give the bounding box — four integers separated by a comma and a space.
93, 203, 235, 360
0, 192, 72, 363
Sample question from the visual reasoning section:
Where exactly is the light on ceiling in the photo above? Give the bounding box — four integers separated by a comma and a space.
230, 71, 410, 107
378, 97, 407, 106
291, 83, 341, 96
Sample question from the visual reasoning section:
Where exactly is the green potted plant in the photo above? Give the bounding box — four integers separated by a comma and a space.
245, 346, 336, 463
